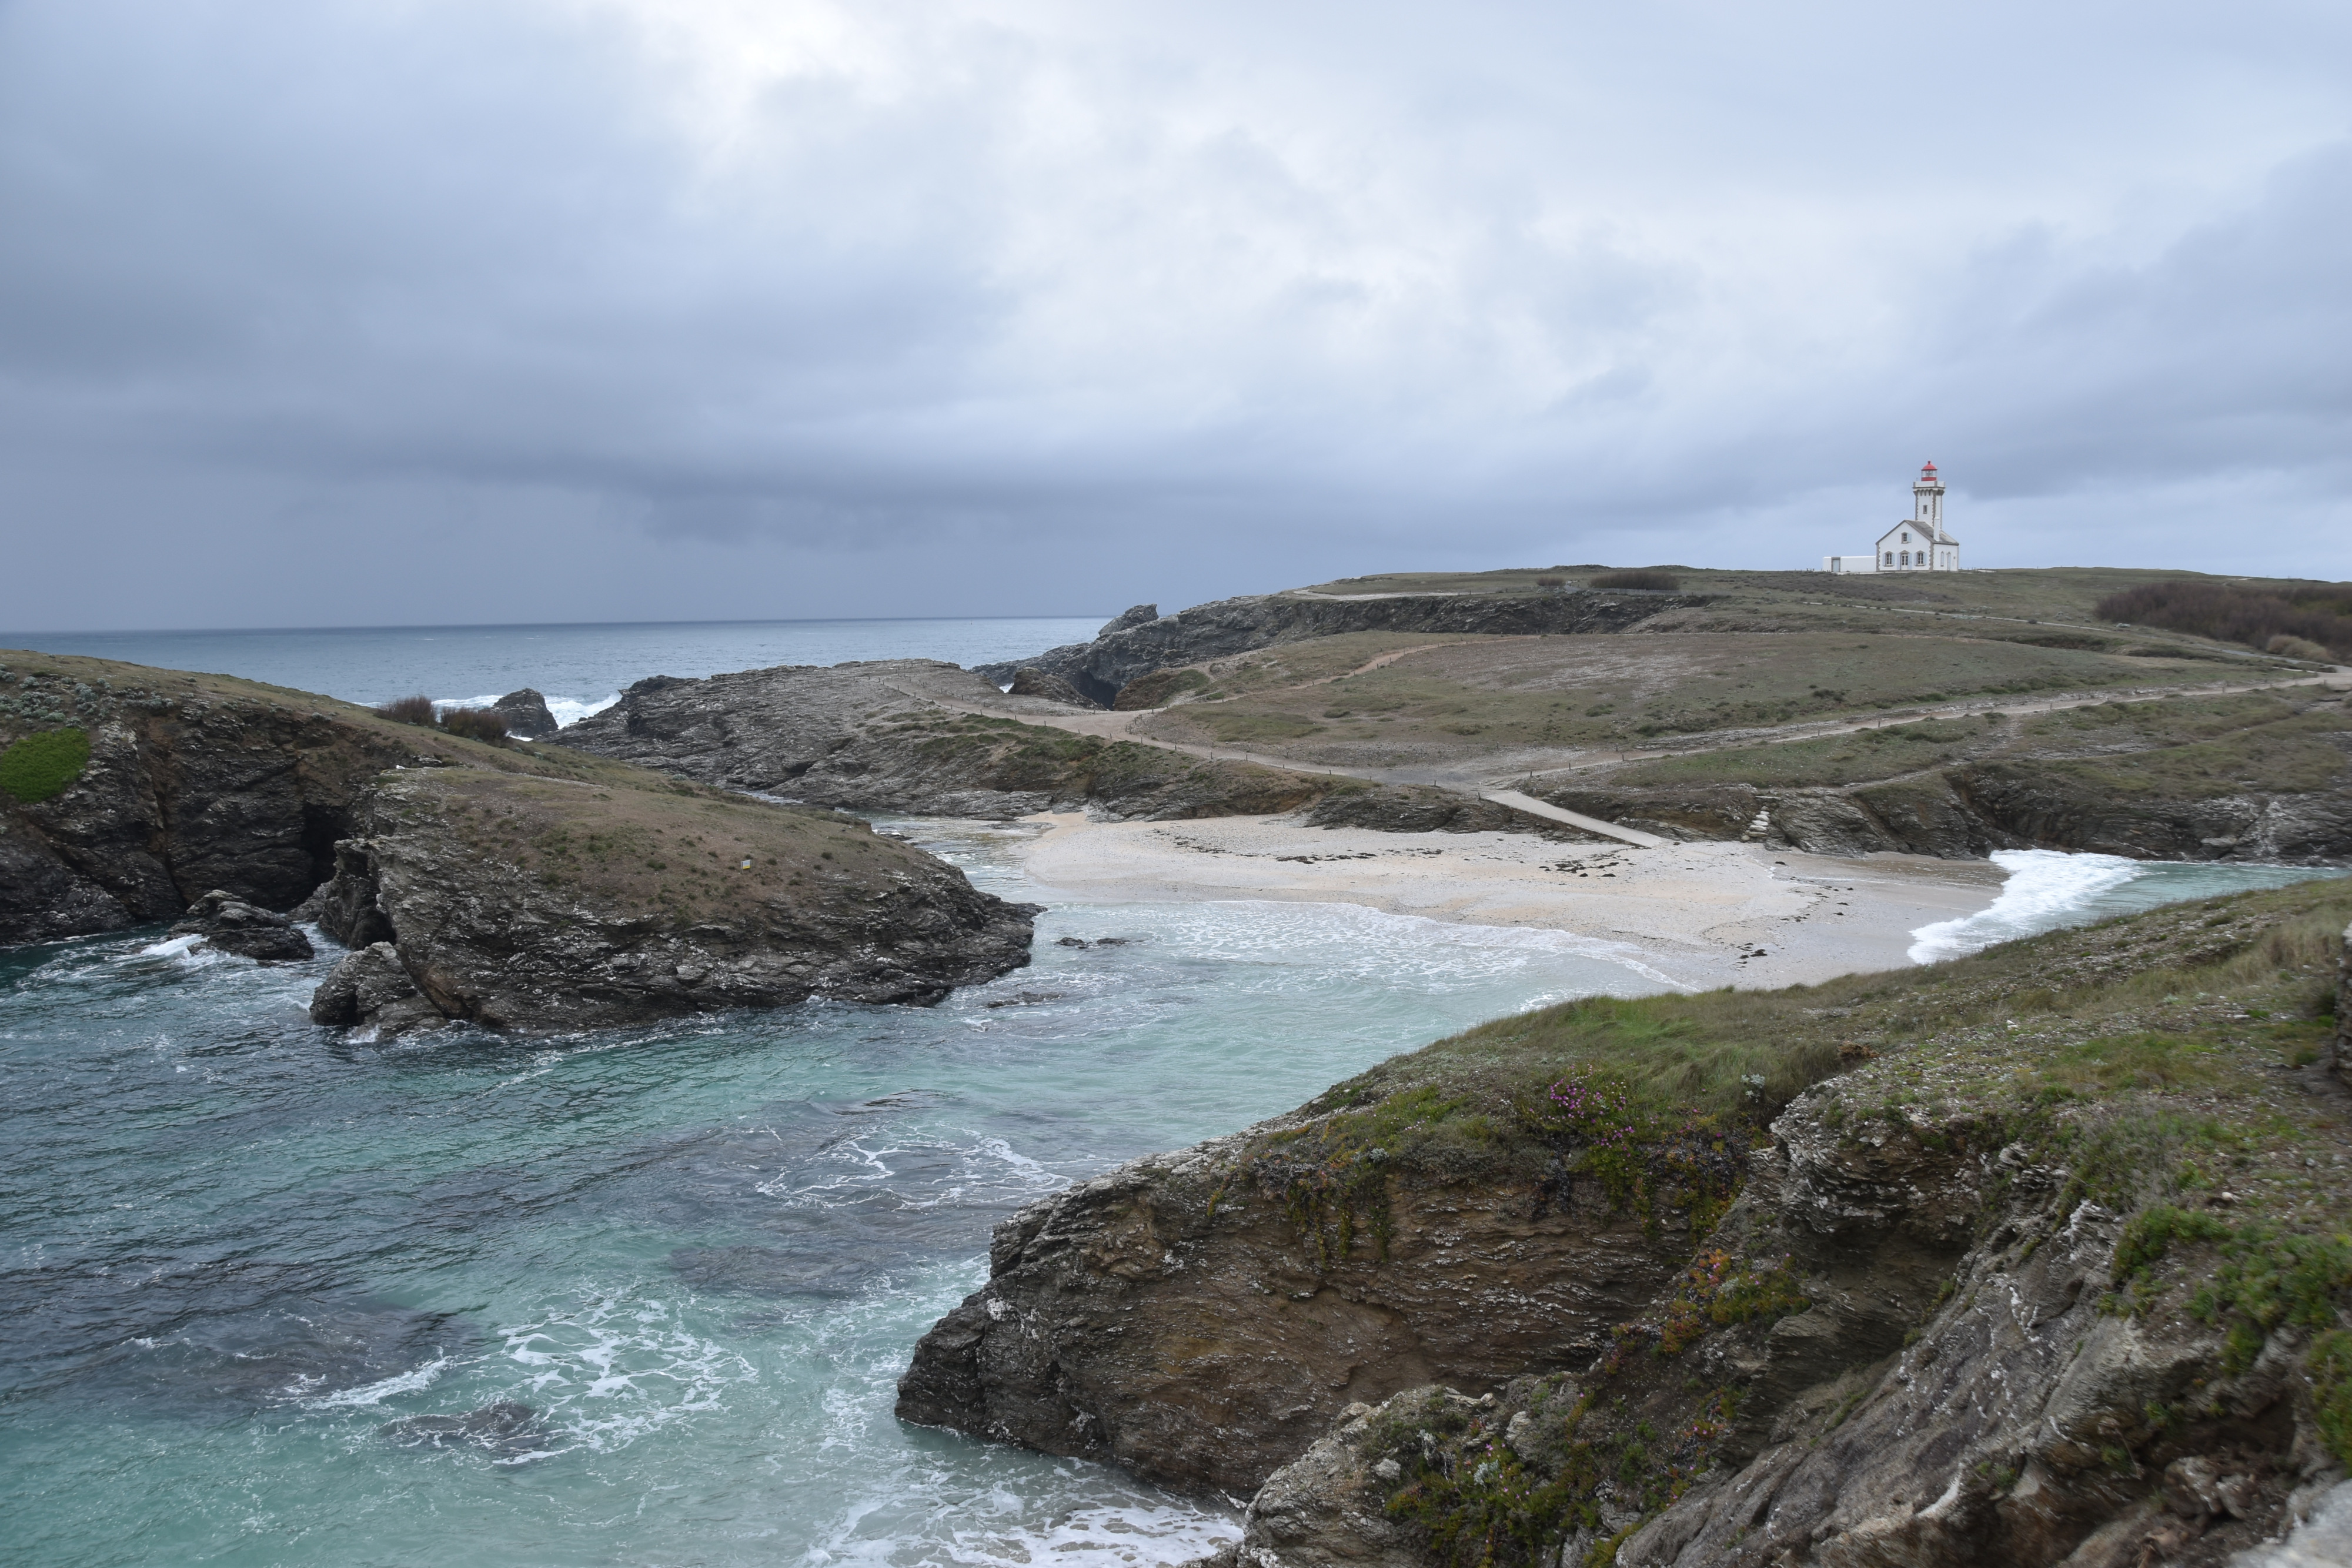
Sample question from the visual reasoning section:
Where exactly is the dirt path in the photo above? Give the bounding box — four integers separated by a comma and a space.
889, 661, 2348, 846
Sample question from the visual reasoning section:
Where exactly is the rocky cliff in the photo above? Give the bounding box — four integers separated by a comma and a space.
0, 653, 430, 944
306, 767, 1035, 1033
556, 658, 1326, 821
973, 590, 1709, 707
1545, 688, 2352, 864
902, 878, 2352, 1566
1, 652, 1040, 1034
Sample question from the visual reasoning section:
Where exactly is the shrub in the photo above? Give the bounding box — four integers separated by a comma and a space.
375, 694, 437, 726
439, 706, 510, 744
0, 727, 91, 804
2093, 580, 2352, 659
1589, 569, 1682, 591
2267, 634, 2337, 662
1534, 575, 1566, 589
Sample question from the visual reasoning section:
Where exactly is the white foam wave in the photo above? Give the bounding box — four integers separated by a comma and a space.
500, 1292, 756, 1453
304, 1355, 450, 1409
428, 693, 619, 728
135, 934, 204, 958
1907, 849, 2147, 965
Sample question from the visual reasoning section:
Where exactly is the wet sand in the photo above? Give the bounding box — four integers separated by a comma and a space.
1013, 813, 2008, 992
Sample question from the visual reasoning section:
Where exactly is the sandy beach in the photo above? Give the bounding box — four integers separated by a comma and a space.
1013, 813, 2009, 992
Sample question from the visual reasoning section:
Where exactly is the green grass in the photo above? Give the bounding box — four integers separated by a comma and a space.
0, 727, 90, 803
1136, 630, 2235, 764
1609, 718, 1993, 788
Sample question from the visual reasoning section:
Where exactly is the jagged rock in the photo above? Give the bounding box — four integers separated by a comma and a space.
905, 886, 2352, 1567
896, 1121, 1690, 1496
1548, 756, 2352, 863
309, 942, 443, 1035
492, 688, 559, 739
1006, 668, 1102, 708
306, 767, 1037, 1033
973, 589, 1709, 706
0, 658, 423, 945
169, 888, 314, 961
2335, 921, 2351, 1093
1216, 1392, 1439, 1568
1100, 604, 1161, 637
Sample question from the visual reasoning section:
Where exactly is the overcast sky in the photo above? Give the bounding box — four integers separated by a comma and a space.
3, 0, 2347, 631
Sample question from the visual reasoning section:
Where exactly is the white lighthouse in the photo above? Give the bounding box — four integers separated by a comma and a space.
1823, 462, 1962, 572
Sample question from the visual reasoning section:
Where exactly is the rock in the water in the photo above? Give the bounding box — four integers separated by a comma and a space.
306, 767, 1037, 1034
1005, 667, 1103, 708
170, 888, 314, 961
378, 1399, 544, 1454
309, 942, 445, 1036
492, 688, 559, 740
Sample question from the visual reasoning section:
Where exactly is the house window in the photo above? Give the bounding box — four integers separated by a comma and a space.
1884, 552, 1893, 566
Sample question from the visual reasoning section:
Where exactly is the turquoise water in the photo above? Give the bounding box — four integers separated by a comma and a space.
0, 822, 1673, 1568
1908, 849, 2347, 962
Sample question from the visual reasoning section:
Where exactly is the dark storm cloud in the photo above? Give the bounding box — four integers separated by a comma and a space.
1, 0, 2347, 631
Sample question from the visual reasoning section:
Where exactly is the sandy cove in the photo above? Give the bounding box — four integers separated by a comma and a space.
1012, 813, 2009, 993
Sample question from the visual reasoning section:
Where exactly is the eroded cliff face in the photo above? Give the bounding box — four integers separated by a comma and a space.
0, 655, 422, 944
307, 768, 1037, 1034
903, 882, 2352, 1568
897, 1128, 1692, 1497
1541, 688, 2352, 866
1546, 755, 2352, 865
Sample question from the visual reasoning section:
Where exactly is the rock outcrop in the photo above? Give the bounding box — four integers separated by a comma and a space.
305, 767, 1038, 1034
0, 653, 429, 945
309, 941, 444, 1035
1006, 667, 1104, 708
1546, 753, 2352, 864
556, 658, 1324, 821
904, 880, 2352, 1567
973, 590, 1710, 707
492, 688, 559, 739
169, 888, 315, 961
896, 1121, 1685, 1496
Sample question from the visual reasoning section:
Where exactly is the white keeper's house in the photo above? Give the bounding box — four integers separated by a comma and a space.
1824, 462, 1960, 573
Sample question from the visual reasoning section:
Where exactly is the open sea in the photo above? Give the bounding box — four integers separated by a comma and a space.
1, 618, 2341, 1567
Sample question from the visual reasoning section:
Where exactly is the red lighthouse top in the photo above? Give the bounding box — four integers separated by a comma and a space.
1920, 461, 1939, 478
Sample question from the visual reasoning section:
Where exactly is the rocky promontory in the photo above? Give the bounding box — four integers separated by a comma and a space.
305, 765, 1036, 1034
556, 658, 1326, 821
1, 651, 1040, 1033
902, 878, 2352, 1566
0, 653, 430, 945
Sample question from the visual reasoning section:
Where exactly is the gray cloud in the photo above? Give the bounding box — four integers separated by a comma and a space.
2, 0, 2348, 632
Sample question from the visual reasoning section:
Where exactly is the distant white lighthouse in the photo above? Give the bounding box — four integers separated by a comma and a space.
1823, 463, 1962, 573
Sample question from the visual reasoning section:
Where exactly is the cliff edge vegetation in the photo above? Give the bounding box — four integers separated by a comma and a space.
901, 875, 2352, 1567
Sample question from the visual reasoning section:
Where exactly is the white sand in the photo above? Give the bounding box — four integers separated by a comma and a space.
1013, 813, 2008, 992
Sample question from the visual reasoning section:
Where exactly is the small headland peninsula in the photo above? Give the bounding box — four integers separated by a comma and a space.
0, 653, 1036, 1031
